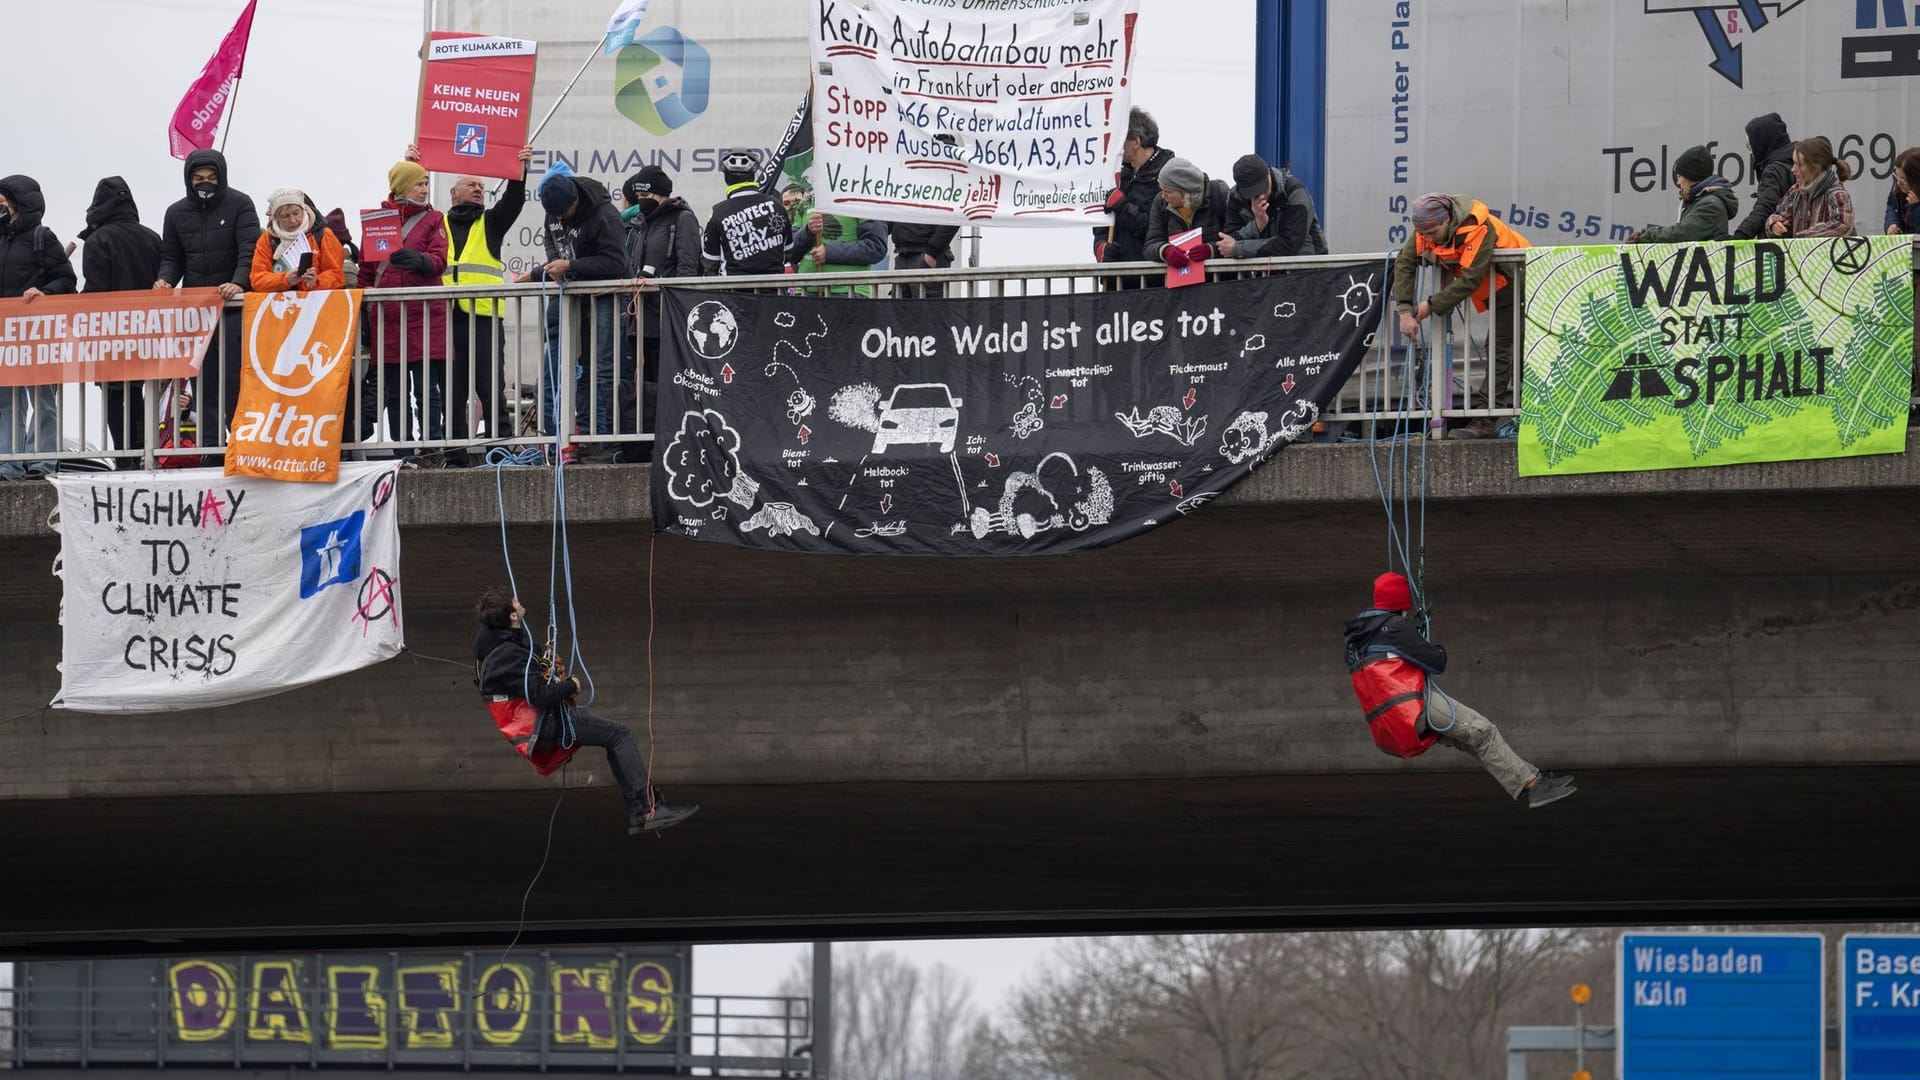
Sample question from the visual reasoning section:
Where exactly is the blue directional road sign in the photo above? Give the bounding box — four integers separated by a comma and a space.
1844, 934, 1920, 1079
1617, 932, 1824, 1080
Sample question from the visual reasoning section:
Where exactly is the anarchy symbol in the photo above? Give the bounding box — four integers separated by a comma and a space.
354, 568, 398, 634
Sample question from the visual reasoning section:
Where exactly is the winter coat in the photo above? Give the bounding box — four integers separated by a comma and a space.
530, 176, 627, 283
1341, 609, 1448, 675
1636, 178, 1739, 244
0, 175, 77, 300
473, 624, 576, 709
702, 182, 792, 275
623, 195, 702, 283
77, 177, 161, 293
1391, 194, 1529, 317
1771, 167, 1856, 238
250, 227, 347, 292
1225, 166, 1329, 257
891, 222, 959, 269
1143, 178, 1238, 263
1093, 145, 1174, 262
1732, 113, 1795, 241
156, 149, 260, 289
355, 199, 448, 364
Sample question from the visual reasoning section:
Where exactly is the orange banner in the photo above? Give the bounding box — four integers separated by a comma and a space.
225, 290, 363, 483
0, 289, 222, 386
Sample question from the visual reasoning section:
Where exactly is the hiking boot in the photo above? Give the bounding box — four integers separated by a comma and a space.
1527, 772, 1577, 809
1449, 417, 1500, 440
628, 801, 699, 834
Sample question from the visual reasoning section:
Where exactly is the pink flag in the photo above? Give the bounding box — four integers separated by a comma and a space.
167, 0, 258, 160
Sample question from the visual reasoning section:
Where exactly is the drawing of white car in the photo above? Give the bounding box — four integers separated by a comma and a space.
872, 382, 964, 454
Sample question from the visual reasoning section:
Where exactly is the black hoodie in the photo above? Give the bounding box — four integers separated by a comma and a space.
531, 175, 626, 282
0, 174, 77, 300
1341, 609, 1448, 674
78, 177, 162, 293
1733, 112, 1795, 241
623, 194, 702, 286
156, 148, 261, 289
472, 624, 576, 710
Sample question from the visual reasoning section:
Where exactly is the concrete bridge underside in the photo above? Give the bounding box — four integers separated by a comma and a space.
1, 444, 1917, 955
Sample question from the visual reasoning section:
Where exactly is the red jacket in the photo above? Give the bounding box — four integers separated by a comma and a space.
488, 698, 578, 775
1343, 609, 1441, 759
357, 199, 447, 363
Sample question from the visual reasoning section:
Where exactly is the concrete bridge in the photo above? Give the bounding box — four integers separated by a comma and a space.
2, 442, 1917, 956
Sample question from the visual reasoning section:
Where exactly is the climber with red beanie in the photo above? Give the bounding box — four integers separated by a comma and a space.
1343, 572, 1576, 808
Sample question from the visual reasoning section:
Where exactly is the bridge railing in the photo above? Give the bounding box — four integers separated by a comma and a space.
0, 248, 1890, 471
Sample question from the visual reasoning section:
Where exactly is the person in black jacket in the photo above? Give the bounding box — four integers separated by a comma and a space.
1343, 572, 1575, 808
0, 175, 78, 479
78, 177, 162, 468
620, 166, 700, 440
1732, 112, 1795, 241
518, 174, 629, 456
889, 221, 959, 298
1218, 153, 1329, 259
426, 143, 529, 466
702, 149, 791, 276
473, 587, 697, 835
154, 149, 259, 449
1093, 107, 1174, 291
1143, 157, 1235, 269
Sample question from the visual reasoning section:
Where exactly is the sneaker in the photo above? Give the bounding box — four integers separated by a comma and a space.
1526, 772, 1577, 809
628, 801, 699, 834
1449, 417, 1500, 440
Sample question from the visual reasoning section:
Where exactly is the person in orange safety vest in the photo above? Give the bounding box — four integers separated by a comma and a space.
1344, 572, 1575, 808
1391, 193, 1530, 440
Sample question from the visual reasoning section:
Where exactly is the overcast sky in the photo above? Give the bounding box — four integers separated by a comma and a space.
12, 0, 1254, 1010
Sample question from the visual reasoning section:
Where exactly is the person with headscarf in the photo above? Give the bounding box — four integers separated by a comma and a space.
1732, 112, 1796, 241
77, 177, 161, 468
356, 161, 448, 460
1767, 136, 1857, 239
1345, 572, 1576, 809
0, 175, 77, 479
1142, 156, 1234, 268
249, 187, 345, 292
1627, 145, 1739, 245
1391, 192, 1531, 439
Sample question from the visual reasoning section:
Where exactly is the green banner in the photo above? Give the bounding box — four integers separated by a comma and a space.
1518, 236, 1912, 476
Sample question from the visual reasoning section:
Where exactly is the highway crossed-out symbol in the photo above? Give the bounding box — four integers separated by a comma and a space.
454, 123, 488, 158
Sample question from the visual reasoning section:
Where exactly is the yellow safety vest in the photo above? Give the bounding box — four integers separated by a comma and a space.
443, 217, 504, 317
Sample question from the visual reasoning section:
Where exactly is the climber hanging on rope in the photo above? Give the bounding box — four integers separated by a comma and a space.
473, 586, 698, 834
1344, 572, 1575, 808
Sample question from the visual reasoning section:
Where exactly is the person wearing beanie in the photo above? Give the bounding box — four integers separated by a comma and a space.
405, 141, 532, 466
249, 186, 345, 292
1627, 144, 1739, 245
1390, 190, 1531, 439
1218, 152, 1329, 259
1344, 572, 1576, 809
1093, 106, 1175, 287
356, 161, 448, 461
1733, 112, 1795, 240
702, 148, 790, 276
620, 164, 701, 438
1142, 156, 1235, 270
0, 174, 77, 479
516, 165, 628, 457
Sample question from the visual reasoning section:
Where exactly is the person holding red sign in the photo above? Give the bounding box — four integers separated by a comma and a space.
249, 188, 345, 293
356, 161, 447, 459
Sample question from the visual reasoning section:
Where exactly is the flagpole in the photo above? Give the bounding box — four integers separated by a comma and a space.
217, 0, 257, 155
488, 30, 611, 196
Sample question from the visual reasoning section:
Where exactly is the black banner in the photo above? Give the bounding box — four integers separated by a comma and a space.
651, 271, 1383, 555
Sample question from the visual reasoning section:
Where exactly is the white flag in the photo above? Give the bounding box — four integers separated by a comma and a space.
604, 0, 652, 53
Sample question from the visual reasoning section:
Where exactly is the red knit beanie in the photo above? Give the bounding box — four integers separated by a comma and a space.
1372, 572, 1412, 612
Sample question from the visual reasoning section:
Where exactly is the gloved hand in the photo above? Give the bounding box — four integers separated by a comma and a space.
387, 247, 432, 274
1103, 187, 1126, 211
1162, 244, 1191, 269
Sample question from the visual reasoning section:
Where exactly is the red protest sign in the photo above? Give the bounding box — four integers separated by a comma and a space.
415, 32, 538, 181
360, 208, 403, 262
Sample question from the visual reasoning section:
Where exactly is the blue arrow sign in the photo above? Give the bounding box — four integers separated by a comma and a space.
1617, 933, 1824, 1079
1844, 934, 1920, 1079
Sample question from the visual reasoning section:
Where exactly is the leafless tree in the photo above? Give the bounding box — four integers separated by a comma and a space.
774, 944, 992, 1080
